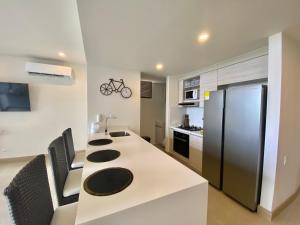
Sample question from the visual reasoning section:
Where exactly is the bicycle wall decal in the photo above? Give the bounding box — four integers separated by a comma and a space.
100, 78, 132, 98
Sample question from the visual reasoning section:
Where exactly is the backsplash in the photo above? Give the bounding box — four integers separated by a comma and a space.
186, 107, 204, 127
170, 106, 186, 126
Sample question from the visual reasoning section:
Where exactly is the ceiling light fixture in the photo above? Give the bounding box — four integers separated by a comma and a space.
58, 52, 66, 57
198, 32, 210, 43
156, 63, 164, 70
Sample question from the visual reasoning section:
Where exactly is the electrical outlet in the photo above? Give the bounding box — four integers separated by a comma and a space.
283, 155, 287, 166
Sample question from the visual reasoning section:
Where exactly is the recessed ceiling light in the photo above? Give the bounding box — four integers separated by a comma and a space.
58, 52, 66, 57
198, 32, 210, 43
156, 63, 163, 70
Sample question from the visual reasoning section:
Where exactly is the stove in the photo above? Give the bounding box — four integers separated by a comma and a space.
177, 125, 202, 131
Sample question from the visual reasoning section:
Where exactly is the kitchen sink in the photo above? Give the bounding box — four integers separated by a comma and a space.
109, 131, 130, 137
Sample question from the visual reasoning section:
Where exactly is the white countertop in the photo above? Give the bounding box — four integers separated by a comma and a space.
170, 126, 203, 137
75, 129, 207, 225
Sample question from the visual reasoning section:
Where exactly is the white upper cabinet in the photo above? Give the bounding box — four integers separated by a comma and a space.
217, 55, 268, 86
178, 79, 184, 103
177, 54, 268, 107
199, 70, 218, 107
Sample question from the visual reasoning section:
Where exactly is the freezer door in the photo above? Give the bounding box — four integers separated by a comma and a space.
223, 85, 266, 211
202, 90, 224, 189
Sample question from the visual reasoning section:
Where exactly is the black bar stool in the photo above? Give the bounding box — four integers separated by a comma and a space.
4, 155, 78, 225
62, 128, 85, 170
48, 136, 82, 206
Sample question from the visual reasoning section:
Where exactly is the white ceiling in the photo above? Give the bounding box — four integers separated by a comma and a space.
0, 1, 300, 74
77, 0, 300, 76
141, 73, 166, 83
0, 0, 85, 64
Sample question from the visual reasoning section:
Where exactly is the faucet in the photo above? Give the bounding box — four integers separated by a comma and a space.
105, 114, 117, 135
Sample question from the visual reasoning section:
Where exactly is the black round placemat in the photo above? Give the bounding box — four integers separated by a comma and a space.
84, 167, 133, 196
87, 150, 120, 163
88, 139, 113, 146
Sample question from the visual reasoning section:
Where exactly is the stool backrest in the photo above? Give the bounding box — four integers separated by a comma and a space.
4, 155, 54, 225
48, 136, 69, 206
62, 128, 75, 169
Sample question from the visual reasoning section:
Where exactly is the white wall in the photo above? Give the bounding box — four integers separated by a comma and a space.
165, 75, 186, 152
272, 34, 300, 210
140, 83, 166, 144
165, 76, 186, 127
87, 65, 141, 134
260, 32, 300, 213
260, 33, 283, 211
0, 55, 87, 158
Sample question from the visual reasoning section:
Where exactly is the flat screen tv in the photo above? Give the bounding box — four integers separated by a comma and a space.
0, 82, 31, 111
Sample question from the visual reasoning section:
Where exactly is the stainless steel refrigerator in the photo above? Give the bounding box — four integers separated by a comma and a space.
202, 84, 267, 211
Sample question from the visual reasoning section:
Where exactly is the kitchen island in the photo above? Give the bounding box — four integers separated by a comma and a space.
75, 129, 208, 225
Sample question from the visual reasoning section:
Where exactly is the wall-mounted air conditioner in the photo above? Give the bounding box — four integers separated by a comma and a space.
25, 62, 72, 78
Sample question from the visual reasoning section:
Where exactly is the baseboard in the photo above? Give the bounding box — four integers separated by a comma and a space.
272, 186, 300, 218
257, 206, 272, 221
258, 185, 300, 221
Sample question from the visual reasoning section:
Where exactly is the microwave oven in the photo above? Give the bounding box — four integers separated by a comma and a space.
184, 89, 199, 101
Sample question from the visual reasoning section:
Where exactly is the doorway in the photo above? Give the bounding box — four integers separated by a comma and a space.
140, 73, 166, 150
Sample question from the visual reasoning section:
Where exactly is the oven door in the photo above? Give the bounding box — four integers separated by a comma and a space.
173, 131, 189, 158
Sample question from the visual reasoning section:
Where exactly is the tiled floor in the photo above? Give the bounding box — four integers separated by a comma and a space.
207, 186, 300, 225
0, 158, 299, 225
